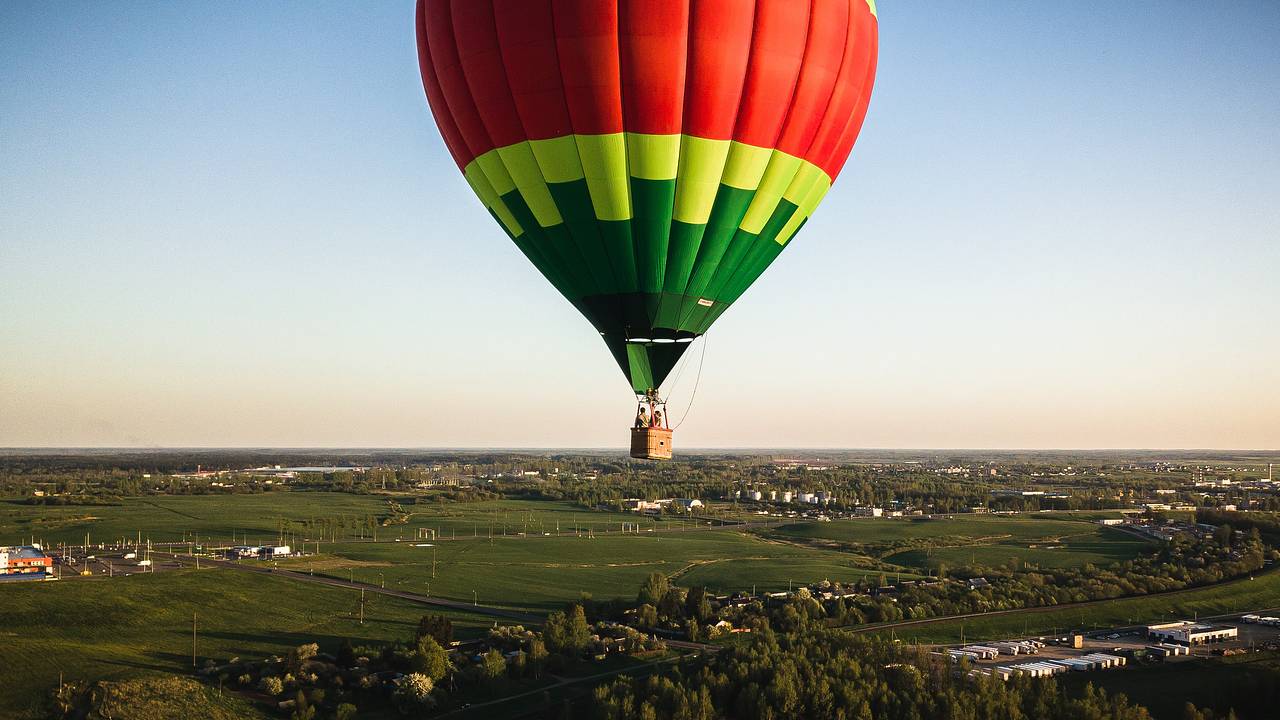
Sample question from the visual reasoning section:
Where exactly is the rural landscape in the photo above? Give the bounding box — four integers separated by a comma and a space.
3, 450, 1280, 719
5, 1, 1278, 719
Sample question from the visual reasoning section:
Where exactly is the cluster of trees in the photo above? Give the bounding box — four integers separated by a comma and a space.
629, 572, 719, 641
1198, 509, 1280, 544
610, 527, 1271, 638
592, 627, 1153, 720
182, 608, 663, 718
844, 530, 1268, 625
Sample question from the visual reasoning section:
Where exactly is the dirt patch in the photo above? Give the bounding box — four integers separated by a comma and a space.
276, 556, 391, 571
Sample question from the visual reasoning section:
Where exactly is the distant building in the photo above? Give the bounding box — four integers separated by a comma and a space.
853, 507, 883, 517
672, 498, 704, 511
259, 545, 292, 558
1146, 621, 1237, 646
0, 546, 52, 581
622, 499, 661, 513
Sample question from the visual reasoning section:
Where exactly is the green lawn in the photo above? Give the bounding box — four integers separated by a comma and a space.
274, 530, 895, 610
1, 494, 694, 547
772, 514, 1113, 545
2, 492, 393, 546
0, 568, 494, 720
883, 530, 1150, 570
769, 514, 1152, 571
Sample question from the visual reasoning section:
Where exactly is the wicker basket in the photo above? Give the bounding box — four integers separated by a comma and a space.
630, 427, 673, 460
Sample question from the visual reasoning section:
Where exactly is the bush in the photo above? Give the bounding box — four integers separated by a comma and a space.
395, 673, 435, 709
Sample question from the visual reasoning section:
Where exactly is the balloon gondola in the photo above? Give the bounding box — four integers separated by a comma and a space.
414, 0, 879, 459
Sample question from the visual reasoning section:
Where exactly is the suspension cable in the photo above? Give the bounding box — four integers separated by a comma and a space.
672, 334, 707, 431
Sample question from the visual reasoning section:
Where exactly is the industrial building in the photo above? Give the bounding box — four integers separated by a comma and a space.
226, 545, 292, 559
1146, 621, 1238, 645
0, 545, 53, 581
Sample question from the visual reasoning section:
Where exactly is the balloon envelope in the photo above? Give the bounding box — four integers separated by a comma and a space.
416, 0, 878, 393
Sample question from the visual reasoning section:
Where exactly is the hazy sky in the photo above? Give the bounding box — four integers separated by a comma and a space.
2, 1, 1278, 449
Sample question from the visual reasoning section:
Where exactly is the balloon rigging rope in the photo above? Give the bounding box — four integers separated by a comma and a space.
672, 334, 707, 431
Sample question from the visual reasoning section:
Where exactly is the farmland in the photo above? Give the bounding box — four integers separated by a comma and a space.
0, 568, 496, 720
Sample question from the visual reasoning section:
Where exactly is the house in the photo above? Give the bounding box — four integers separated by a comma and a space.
967, 577, 990, 590
0, 546, 52, 581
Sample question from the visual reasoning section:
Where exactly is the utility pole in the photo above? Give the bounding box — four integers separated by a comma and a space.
192, 612, 198, 668
432, 548, 437, 578
359, 588, 365, 624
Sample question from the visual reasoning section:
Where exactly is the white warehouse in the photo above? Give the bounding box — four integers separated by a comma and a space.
1146, 621, 1237, 646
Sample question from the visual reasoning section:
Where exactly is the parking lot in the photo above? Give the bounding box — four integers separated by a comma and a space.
949, 615, 1280, 677
49, 548, 186, 579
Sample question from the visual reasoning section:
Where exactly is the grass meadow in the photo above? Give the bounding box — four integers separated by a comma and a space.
282, 530, 901, 611
0, 567, 495, 719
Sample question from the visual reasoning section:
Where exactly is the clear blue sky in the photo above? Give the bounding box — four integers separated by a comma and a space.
2, 1, 1278, 449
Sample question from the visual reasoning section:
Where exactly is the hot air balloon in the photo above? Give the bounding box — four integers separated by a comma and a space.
415, 0, 878, 459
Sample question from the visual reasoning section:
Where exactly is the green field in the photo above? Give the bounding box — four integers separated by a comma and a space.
883, 531, 1149, 570
769, 514, 1152, 571
3, 496, 1156, 613
0, 494, 668, 547
775, 515, 1111, 545
867, 566, 1280, 644
0, 568, 495, 719
4, 494, 917, 610
282, 530, 898, 611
